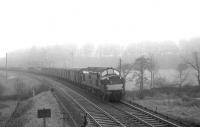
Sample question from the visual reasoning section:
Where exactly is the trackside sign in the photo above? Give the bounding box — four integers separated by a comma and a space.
37, 109, 51, 118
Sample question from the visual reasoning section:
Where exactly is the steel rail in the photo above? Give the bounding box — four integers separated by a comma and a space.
54, 85, 126, 127
109, 103, 154, 127
53, 93, 79, 127
121, 100, 182, 127
55, 87, 102, 127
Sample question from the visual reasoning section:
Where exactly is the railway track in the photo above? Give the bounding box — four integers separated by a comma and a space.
95, 100, 184, 127
29, 74, 190, 127
53, 84, 126, 127
54, 82, 184, 127
55, 81, 186, 127
54, 81, 187, 127
115, 101, 184, 127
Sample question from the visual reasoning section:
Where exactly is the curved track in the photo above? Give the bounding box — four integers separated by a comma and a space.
24, 73, 190, 127
53, 83, 126, 127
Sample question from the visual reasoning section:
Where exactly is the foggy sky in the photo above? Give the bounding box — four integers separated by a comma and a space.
0, 0, 200, 57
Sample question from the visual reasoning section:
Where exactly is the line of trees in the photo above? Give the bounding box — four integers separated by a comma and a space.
119, 51, 200, 99
119, 54, 158, 98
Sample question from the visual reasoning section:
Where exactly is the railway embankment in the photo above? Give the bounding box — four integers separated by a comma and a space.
5, 91, 69, 127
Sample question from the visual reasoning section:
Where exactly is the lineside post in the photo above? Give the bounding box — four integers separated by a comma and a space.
43, 118, 46, 127
119, 57, 121, 76
6, 53, 7, 83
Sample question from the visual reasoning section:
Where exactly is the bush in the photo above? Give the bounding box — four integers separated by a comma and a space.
34, 80, 50, 95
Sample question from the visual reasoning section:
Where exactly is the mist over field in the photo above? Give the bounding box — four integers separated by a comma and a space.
1, 38, 200, 69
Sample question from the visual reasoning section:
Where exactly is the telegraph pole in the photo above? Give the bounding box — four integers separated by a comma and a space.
6, 53, 8, 83
119, 57, 125, 95
119, 57, 122, 76
71, 51, 74, 68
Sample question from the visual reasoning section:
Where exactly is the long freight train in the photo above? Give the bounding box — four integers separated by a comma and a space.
2, 67, 125, 101
31, 67, 125, 101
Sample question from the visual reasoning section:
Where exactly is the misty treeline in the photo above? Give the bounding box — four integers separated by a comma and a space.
0, 39, 194, 68
117, 38, 200, 98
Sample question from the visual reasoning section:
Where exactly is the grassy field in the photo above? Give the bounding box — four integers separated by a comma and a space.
134, 98, 200, 126
125, 86, 200, 126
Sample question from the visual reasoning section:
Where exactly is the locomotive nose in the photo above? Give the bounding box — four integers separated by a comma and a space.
107, 75, 124, 84
103, 75, 124, 91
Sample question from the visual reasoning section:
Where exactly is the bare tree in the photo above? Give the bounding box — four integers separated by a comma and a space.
147, 54, 158, 89
117, 62, 133, 94
185, 52, 200, 87
176, 63, 188, 89
118, 63, 133, 80
133, 56, 149, 98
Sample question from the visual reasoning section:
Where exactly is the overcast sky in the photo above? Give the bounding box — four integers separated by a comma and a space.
0, 0, 200, 57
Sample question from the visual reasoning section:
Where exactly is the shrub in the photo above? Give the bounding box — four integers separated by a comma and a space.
34, 80, 50, 95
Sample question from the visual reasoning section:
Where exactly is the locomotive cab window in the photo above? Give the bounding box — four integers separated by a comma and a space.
101, 71, 107, 76
102, 69, 119, 76
107, 69, 114, 75
114, 70, 120, 75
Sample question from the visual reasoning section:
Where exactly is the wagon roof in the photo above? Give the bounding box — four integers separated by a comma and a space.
81, 67, 114, 73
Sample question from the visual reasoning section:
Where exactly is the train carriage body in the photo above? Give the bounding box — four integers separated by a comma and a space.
35, 67, 124, 102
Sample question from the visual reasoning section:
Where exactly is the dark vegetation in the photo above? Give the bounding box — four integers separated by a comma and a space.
0, 79, 50, 101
